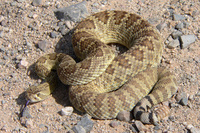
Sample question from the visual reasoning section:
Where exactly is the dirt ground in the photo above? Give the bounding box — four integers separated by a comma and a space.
0, 0, 199, 132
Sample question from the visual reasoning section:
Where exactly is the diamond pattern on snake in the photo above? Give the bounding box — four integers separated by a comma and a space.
25, 10, 178, 125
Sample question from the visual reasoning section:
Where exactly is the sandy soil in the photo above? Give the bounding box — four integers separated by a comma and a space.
0, 0, 199, 132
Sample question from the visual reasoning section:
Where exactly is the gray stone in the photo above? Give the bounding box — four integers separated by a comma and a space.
54, 1, 88, 22
109, 120, 120, 128
76, 114, 94, 132
175, 22, 184, 30
180, 35, 196, 48
183, 21, 189, 28
37, 40, 50, 52
32, 0, 43, 6
175, 92, 187, 102
167, 38, 180, 49
171, 30, 183, 39
72, 125, 86, 133
21, 107, 32, 118
156, 22, 167, 31
50, 31, 58, 38
179, 97, 188, 106
117, 110, 132, 122
172, 14, 186, 21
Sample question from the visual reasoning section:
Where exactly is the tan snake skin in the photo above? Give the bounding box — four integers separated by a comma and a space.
26, 10, 178, 124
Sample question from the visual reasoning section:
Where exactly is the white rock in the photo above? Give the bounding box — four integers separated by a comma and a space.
61, 106, 73, 116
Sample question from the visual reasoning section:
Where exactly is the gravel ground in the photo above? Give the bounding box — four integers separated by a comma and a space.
0, 0, 199, 132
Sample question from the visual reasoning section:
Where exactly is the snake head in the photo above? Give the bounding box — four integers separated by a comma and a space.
25, 84, 51, 103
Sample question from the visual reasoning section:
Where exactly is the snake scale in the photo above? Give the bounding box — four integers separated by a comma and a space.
26, 10, 178, 124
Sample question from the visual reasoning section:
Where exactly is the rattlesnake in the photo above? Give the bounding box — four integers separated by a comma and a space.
26, 10, 178, 124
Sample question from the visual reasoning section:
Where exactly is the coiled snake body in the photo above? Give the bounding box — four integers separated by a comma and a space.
26, 11, 178, 124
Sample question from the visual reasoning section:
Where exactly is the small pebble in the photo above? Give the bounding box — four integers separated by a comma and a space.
175, 92, 187, 102
179, 97, 188, 106
109, 120, 120, 128
175, 22, 184, 30
180, 34, 196, 48
60, 106, 73, 116
32, 0, 43, 6
18, 58, 29, 68
54, 1, 88, 22
21, 107, 32, 118
76, 114, 94, 133
171, 30, 183, 39
37, 40, 50, 52
50, 31, 58, 38
167, 38, 180, 49
172, 14, 186, 21
116, 110, 132, 122
156, 22, 167, 31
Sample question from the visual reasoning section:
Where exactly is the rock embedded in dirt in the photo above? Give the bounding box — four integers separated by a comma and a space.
172, 14, 186, 21
50, 31, 58, 38
54, 1, 88, 22
32, 0, 43, 6
21, 107, 32, 118
156, 22, 167, 31
179, 97, 188, 106
167, 38, 180, 49
171, 30, 183, 39
180, 34, 196, 48
76, 114, 94, 132
175, 22, 184, 30
109, 120, 120, 128
37, 40, 50, 52
176, 92, 187, 102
